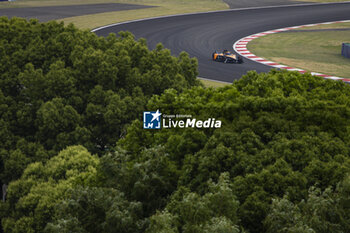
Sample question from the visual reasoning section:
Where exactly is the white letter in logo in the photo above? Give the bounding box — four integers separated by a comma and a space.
215, 120, 222, 128
196, 120, 203, 128
203, 119, 211, 128
186, 119, 196, 127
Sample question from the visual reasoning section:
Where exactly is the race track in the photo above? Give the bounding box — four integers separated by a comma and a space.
94, 2, 350, 83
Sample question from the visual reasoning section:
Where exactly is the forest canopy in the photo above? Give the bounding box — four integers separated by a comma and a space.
0, 16, 199, 185
1, 17, 350, 233
113, 70, 350, 232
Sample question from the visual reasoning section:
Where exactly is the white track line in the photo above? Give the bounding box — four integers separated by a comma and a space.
233, 20, 350, 83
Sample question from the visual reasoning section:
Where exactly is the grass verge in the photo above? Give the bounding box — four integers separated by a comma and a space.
200, 79, 230, 88
297, 22, 350, 30
247, 23, 350, 78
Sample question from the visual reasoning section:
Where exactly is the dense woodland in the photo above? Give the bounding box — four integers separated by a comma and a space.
1, 17, 350, 233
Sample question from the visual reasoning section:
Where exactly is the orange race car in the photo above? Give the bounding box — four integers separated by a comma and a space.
212, 50, 243, 64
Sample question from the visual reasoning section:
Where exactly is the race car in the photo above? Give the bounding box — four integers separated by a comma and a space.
212, 50, 243, 64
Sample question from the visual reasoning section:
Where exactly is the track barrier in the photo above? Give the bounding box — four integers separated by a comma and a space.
342, 43, 350, 59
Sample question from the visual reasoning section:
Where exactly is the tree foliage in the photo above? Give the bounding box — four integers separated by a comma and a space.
1, 146, 99, 233
0, 16, 199, 185
146, 173, 240, 233
114, 70, 350, 232
265, 175, 350, 233
2, 16, 350, 233
99, 146, 179, 216
45, 186, 145, 233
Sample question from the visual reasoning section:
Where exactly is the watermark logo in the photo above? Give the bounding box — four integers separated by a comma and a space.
143, 110, 162, 129
163, 118, 221, 128
143, 110, 222, 129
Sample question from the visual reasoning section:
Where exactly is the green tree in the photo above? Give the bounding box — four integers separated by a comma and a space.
0, 16, 199, 186
1, 146, 99, 233
99, 146, 179, 216
147, 173, 241, 233
265, 175, 350, 233
45, 187, 145, 233
117, 70, 350, 232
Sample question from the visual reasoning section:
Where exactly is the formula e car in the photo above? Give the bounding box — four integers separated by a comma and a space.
212, 50, 243, 64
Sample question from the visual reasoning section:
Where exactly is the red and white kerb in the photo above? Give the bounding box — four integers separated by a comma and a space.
233, 20, 350, 83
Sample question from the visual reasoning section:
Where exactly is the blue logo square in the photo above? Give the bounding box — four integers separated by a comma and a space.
143, 110, 162, 129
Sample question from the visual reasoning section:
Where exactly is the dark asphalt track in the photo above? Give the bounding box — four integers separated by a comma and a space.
94, 2, 350, 83
0, 3, 154, 22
